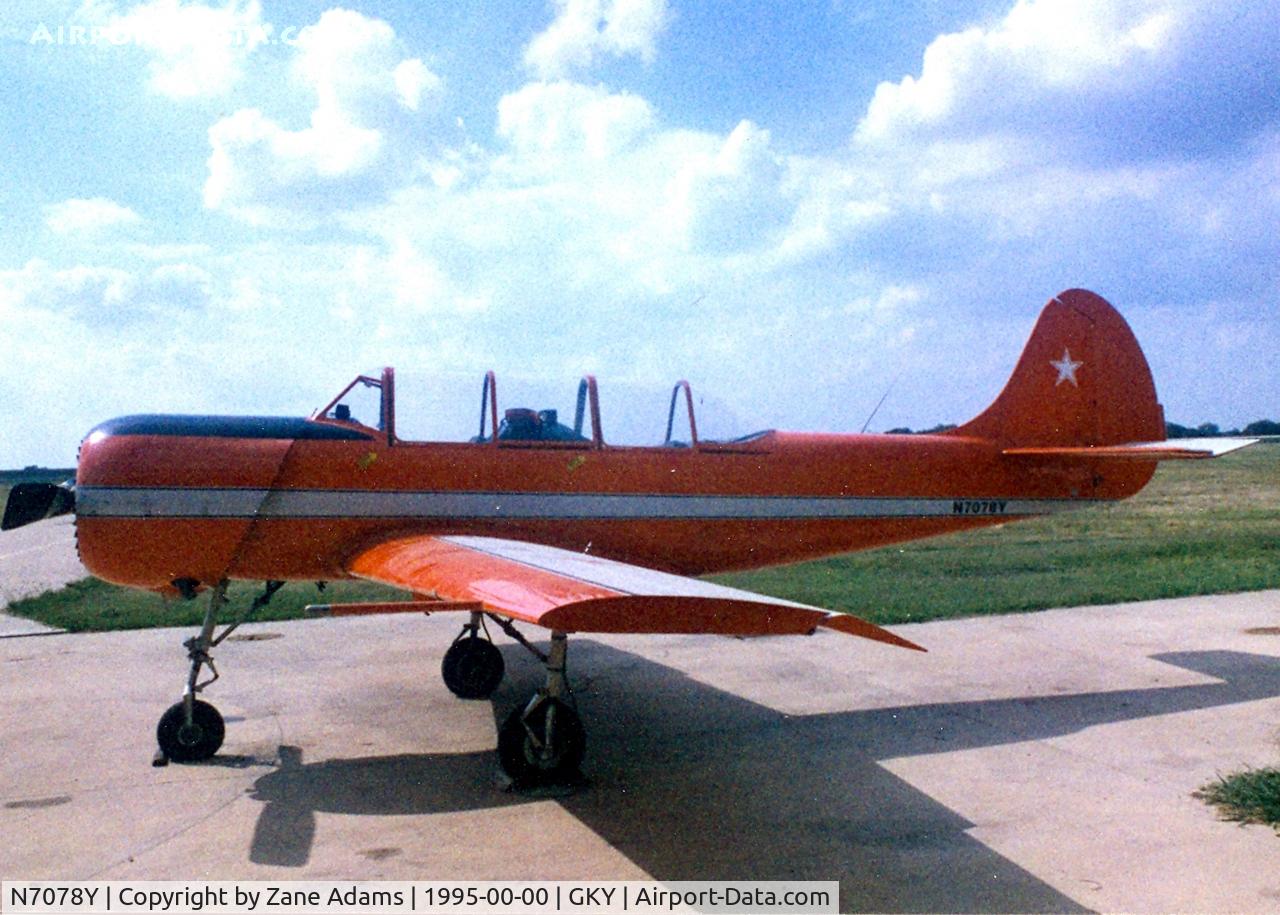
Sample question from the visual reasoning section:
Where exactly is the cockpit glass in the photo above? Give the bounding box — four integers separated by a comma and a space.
594, 379, 759, 445
393, 372, 496, 442
394, 372, 594, 443
679, 388, 761, 444
390, 371, 761, 446
318, 374, 384, 431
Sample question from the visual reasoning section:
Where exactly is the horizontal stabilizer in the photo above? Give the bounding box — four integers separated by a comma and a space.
1003, 437, 1257, 461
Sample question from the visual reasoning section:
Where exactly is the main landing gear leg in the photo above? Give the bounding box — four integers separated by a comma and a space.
155, 580, 284, 764
497, 631, 585, 787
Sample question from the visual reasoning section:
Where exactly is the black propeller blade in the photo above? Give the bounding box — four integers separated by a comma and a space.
1, 481, 76, 531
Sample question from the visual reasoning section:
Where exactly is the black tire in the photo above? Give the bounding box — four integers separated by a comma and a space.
441, 637, 505, 699
497, 698, 585, 786
156, 699, 225, 762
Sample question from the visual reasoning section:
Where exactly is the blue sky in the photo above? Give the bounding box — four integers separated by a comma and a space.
1, 0, 1276, 465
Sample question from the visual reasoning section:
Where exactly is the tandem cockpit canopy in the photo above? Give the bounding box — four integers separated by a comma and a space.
313, 368, 770, 449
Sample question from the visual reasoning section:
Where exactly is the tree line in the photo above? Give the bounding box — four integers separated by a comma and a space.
1166, 419, 1280, 438
884, 419, 1279, 436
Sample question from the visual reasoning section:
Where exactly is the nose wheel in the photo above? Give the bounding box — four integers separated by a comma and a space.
157, 699, 224, 762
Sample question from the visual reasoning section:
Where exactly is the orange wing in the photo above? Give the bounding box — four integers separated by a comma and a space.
346, 534, 924, 651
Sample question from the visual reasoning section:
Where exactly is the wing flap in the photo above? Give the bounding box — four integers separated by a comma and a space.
347, 534, 924, 649
539, 596, 822, 636
817, 612, 929, 650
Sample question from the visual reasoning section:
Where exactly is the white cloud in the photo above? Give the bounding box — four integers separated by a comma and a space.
386, 236, 488, 314
110, 0, 267, 99
366, 80, 810, 308
203, 8, 442, 223
0, 255, 237, 464
394, 58, 440, 112
857, 0, 1179, 142
662, 120, 792, 255
525, 0, 669, 78
1, 258, 212, 326
44, 197, 141, 235
496, 80, 654, 164
290, 9, 440, 124
796, 0, 1280, 354
204, 105, 384, 217
856, 0, 1280, 164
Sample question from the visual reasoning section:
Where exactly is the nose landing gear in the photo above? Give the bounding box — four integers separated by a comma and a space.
155, 579, 283, 764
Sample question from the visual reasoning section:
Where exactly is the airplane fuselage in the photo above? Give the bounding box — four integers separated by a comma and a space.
74, 414, 1156, 596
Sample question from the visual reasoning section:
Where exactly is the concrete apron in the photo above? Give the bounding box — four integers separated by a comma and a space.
0, 590, 1278, 912
0, 515, 82, 636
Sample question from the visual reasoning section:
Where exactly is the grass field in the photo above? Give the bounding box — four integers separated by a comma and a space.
8, 578, 408, 633
3, 444, 1277, 632
718, 442, 1280, 623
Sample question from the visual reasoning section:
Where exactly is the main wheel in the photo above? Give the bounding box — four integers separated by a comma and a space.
156, 699, 225, 762
441, 636, 505, 699
497, 697, 585, 786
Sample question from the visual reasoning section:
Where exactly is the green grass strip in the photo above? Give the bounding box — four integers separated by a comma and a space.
716, 444, 1280, 624
5, 445, 1278, 632
6, 578, 406, 633
1196, 768, 1280, 832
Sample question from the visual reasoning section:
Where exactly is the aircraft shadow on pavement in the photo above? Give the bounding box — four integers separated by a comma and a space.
248, 645, 1280, 913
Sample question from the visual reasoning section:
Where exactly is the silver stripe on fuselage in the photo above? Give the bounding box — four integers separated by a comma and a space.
75, 486, 1091, 521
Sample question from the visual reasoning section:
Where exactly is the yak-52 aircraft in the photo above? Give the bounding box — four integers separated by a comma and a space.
2, 289, 1253, 785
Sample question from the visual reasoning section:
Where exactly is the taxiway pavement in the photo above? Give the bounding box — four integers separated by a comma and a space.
1, 571, 1278, 912
0, 514, 80, 636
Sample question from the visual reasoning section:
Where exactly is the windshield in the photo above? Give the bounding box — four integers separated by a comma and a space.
316, 374, 385, 431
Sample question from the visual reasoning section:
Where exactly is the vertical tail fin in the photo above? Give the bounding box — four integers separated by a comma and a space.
951, 289, 1164, 447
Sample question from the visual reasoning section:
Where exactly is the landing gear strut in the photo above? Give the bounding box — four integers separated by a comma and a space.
441, 612, 505, 699
155, 579, 283, 763
497, 631, 585, 787
437, 614, 584, 785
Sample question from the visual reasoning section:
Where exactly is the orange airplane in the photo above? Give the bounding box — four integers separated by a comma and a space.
2, 288, 1252, 785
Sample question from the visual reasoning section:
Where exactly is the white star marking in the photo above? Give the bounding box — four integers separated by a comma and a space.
1051, 347, 1083, 387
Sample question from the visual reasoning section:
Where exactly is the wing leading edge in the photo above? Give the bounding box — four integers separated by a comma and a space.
346, 534, 925, 651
